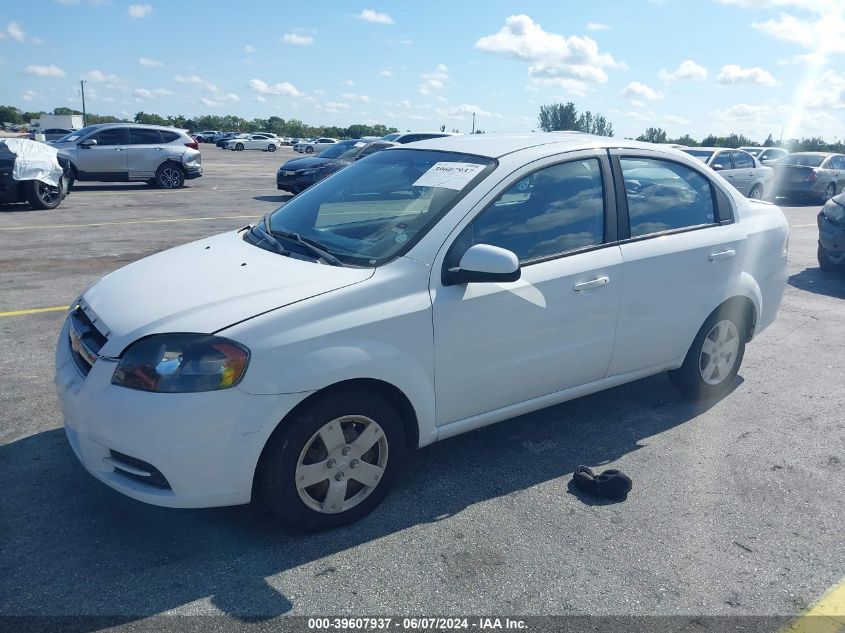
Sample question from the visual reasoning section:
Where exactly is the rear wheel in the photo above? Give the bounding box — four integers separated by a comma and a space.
25, 178, 65, 210
235, 143, 244, 151
267, 144, 277, 152
154, 163, 185, 189
748, 184, 762, 200
823, 183, 836, 202
668, 305, 747, 400
257, 389, 406, 531
818, 244, 845, 271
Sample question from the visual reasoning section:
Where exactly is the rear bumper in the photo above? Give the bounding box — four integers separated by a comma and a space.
184, 165, 203, 180
818, 211, 845, 255
774, 180, 823, 197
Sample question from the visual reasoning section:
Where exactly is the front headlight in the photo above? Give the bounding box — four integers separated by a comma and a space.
300, 168, 319, 176
112, 334, 249, 393
822, 199, 845, 224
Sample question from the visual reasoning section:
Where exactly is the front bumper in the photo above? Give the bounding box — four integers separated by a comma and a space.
276, 172, 317, 193
818, 211, 845, 255
54, 318, 307, 508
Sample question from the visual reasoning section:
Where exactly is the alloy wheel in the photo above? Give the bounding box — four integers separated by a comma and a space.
158, 166, 183, 189
699, 320, 740, 385
36, 182, 59, 206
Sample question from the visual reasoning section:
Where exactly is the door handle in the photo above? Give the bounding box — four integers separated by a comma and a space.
573, 276, 610, 291
154, 147, 164, 150
708, 249, 736, 262
115, 147, 125, 152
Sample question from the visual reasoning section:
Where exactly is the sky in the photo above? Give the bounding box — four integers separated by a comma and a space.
2, 0, 845, 141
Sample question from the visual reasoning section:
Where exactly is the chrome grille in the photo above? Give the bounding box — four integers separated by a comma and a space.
68, 304, 108, 376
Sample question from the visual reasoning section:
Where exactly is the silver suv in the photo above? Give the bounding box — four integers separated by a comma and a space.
54, 123, 202, 189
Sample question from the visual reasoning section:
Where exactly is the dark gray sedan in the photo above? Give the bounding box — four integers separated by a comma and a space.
772, 152, 845, 202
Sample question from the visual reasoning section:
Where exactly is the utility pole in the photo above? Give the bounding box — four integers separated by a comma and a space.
80, 80, 87, 126
471, 112, 476, 134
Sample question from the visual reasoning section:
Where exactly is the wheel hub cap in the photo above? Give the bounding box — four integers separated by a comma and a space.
699, 320, 740, 386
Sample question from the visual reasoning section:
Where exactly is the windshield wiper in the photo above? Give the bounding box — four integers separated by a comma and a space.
247, 218, 291, 256
268, 226, 343, 266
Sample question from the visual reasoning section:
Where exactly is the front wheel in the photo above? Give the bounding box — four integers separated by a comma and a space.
668, 307, 747, 400
818, 244, 845, 271
26, 178, 65, 210
154, 163, 185, 189
305, 146, 314, 153
257, 389, 406, 531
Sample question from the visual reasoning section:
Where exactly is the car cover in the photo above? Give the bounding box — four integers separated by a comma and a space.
0, 138, 63, 187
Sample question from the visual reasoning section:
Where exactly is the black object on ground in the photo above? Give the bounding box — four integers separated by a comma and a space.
572, 465, 632, 499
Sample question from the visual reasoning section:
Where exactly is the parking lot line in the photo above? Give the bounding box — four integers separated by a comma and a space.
0, 214, 257, 232
783, 576, 845, 633
791, 223, 817, 228
0, 305, 69, 318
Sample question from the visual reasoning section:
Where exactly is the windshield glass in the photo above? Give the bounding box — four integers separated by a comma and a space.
682, 149, 714, 162
781, 154, 824, 167
59, 125, 101, 143
267, 149, 495, 266
318, 141, 361, 159
382, 133, 401, 141
742, 147, 763, 157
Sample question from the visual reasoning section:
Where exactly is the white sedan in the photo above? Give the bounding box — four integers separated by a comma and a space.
55, 134, 788, 530
227, 134, 281, 152
298, 137, 338, 154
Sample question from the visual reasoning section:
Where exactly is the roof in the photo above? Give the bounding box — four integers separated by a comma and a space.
403, 132, 665, 159
788, 151, 838, 156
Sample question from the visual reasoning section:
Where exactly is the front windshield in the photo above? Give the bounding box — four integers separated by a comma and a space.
382, 133, 401, 141
318, 141, 362, 159
267, 149, 495, 266
781, 154, 824, 167
682, 149, 714, 162
59, 125, 100, 143
742, 147, 763, 157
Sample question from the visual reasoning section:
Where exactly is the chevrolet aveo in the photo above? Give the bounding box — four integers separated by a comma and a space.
56, 133, 788, 530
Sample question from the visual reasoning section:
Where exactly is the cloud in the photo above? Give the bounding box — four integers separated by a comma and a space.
803, 69, 845, 109
435, 103, 496, 119
317, 101, 352, 113
133, 87, 172, 100
342, 92, 370, 103
32, 36, 43, 44
380, 68, 394, 77
20, 89, 37, 101
475, 14, 624, 94
281, 33, 313, 45
174, 74, 218, 92
341, 79, 354, 86
200, 94, 239, 107
6, 21, 25, 42
620, 81, 663, 104
419, 63, 449, 95
751, 12, 845, 55
586, 22, 611, 31
243, 44, 255, 53
356, 9, 394, 25
658, 59, 708, 82
716, 64, 778, 86
247, 78, 304, 97
138, 56, 163, 67
127, 3, 152, 18
24, 64, 66, 77
662, 114, 691, 126
255, 95, 266, 103
81, 69, 120, 82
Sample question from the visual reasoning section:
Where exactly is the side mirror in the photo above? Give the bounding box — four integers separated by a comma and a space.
443, 243, 521, 286
79, 138, 97, 148
711, 163, 725, 171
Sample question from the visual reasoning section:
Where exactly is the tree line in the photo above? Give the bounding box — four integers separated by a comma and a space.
537, 102, 845, 153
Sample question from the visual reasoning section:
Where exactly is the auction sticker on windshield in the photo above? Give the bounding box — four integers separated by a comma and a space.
413, 162, 487, 190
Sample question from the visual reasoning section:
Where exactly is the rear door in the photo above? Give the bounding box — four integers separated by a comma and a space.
608, 152, 747, 375
731, 150, 757, 195
127, 127, 164, 180
711, 150, 739, 191
76, 127, 128, 180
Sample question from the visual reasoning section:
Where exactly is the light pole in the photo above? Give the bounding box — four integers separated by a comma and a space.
471, 112, 476, 134
80, 80, 87, 126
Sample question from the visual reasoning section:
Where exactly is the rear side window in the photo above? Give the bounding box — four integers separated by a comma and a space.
129, 128, 162, 144
830, 156, 845, 169
620, 157, 717, 238
452, 158, 606, 264
160, 131, 181, 143
734, 151, 754, 169
711, 152, 733, 170
92, 128, 126, 146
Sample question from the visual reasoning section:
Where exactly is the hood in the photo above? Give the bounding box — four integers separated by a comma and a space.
279, 156, 331, 171
83, 230, 374, 357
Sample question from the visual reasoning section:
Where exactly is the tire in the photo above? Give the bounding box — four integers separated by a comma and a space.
235, 143, 244, 151
823, 183, 836, 202
257, 389, 406, 531
818, 243, 845, 271
748, 184, 762, 200
25, 178, 64, 210
154, 163, 185, 189
64, 166, 76, 192
667, 305, 747, 400
305, 146, 314, 153
268, 144, 277, 152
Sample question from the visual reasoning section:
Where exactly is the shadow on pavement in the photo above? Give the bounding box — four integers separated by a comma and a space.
789, 267, 845, 300
0, 372, 737, 626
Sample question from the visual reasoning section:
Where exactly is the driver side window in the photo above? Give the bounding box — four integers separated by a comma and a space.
449, 158, 606, 265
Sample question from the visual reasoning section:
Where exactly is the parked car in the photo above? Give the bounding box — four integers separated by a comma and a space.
277, 139, 397, 193
216, 133, 243, 148
382, 132, 458, 144
53, 123, 202, 189
772, 152, 845, 202
55, 133, 788, 530
817, 191, 845, 271
227, 134, 282, 152
683, 147, 773, 199
739, 146, 789, 166
0, 138, 67, 209
195, 131, 221, 142
297, 137, 338, 154
28, 128, 75, 142
292, 138, 314, 152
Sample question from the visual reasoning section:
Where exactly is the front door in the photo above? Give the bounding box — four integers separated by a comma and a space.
76, 127, 128, 180
432, 153, 623, 425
